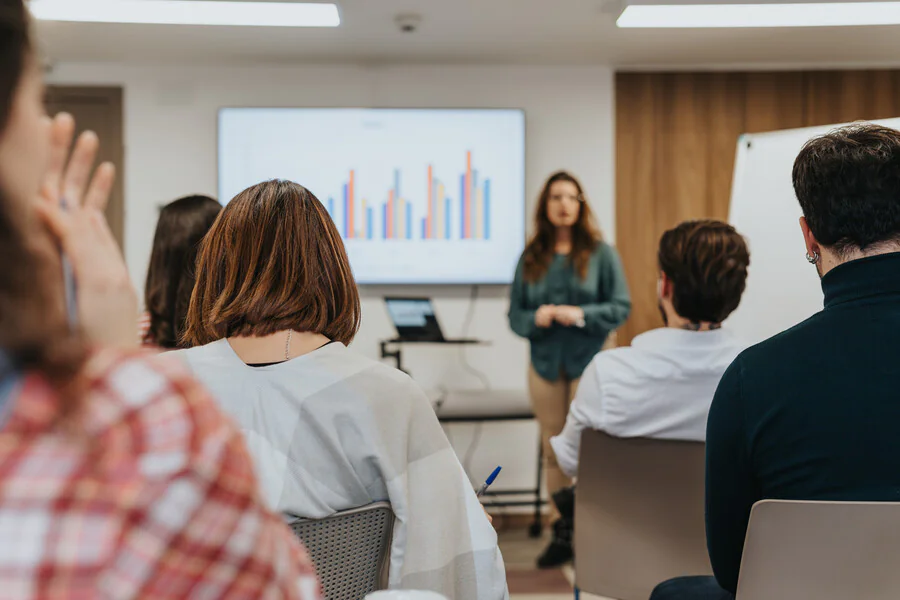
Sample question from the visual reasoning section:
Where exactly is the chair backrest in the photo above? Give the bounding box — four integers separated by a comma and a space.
291, 502, 395, 600
737, 500, 900, 600
574, 430, 711, 600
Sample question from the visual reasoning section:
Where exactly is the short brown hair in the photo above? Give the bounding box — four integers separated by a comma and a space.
184, 180, 360, 347
793, 123, 900, 255
657, 220, 750, 324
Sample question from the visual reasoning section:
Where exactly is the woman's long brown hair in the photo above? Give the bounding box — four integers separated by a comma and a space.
522, 171, 601, 282
144, 195, 221, 348
0, 0, 85, 401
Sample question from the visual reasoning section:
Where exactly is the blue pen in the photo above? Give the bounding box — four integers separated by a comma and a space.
476, 466, 502, 497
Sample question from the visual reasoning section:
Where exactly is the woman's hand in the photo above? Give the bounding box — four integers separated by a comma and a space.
535, 305, 557, 328
554, 305, 585, 327
35, 113, 138, 348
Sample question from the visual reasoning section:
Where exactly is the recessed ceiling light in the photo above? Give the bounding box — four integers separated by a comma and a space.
29, 0, 341, 27
617, 1, 900, 28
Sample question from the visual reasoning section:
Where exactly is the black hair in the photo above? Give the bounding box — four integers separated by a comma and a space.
793, 123, 900, 255
144, 195, 221, 348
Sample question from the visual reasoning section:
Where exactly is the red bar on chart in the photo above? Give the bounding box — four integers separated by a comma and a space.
465, 151, 472, 239
427, 165, 433, 240
348, 170, 355, 239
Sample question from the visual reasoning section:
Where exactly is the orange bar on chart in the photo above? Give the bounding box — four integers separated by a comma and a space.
427, 165, 433, 240
387, 191, 394, 239
348, 170, 355, 239
465, 151, 472, 239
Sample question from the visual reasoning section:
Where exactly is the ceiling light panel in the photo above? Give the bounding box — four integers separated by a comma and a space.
30, 0, 341, 27
617, 1, 900, 27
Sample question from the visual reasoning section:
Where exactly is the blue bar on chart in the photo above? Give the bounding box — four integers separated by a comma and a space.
445, 197, 451, 240
406, 203, 413, 240
421, 218, 427, 241
367, 207, 374, 240
484, 179, 491, 240
342, 183, 349, 238
382, 204, 388, 240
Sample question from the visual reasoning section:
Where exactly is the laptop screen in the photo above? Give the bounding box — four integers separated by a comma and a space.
386, 298, 433, 327
384, 298, 444, 341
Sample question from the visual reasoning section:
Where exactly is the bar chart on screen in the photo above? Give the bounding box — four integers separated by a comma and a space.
218, 108, 525, 284
325, 152, 491, 242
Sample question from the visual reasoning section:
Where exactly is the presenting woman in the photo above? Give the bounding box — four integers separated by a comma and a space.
509, 171, 631, 566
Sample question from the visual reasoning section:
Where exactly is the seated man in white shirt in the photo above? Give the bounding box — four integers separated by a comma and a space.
542, 220, 750, 566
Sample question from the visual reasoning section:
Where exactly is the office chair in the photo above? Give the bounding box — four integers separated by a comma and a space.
574, 430, 710, 600
737, 499, 900, 600
291, 502, 395, 600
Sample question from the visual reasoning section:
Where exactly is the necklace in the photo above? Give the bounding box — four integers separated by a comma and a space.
284, 330, 293, 361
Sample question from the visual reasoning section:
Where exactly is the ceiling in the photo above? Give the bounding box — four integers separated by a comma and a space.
33, 0, 900, 68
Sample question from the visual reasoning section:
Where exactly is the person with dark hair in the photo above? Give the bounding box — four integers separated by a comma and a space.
547, 220, 749, 564
551, 219, 749, 473
508, 171, 631, 567
0, 1, 320, 596
176, 179, 508, 600
652, 123, 900, 600
142, 194, 221, 348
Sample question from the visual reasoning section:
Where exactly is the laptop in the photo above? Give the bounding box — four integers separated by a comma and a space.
384, 297, 479, 343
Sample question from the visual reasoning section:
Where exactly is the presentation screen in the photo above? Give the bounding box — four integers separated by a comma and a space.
218, 108, 526, 284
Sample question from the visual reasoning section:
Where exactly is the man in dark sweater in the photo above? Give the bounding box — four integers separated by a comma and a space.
651, 123, 900, 600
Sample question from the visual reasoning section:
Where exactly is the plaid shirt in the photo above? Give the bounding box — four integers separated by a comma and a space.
0, 349, 322, 599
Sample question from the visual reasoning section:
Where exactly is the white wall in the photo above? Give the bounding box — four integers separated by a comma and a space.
48, 62, 615, 500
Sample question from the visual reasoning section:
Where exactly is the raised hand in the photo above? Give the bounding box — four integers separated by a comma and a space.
35, 113, 138, 348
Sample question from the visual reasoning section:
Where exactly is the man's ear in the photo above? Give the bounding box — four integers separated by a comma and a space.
799, 216, 821, 258
659, 271, 673, 300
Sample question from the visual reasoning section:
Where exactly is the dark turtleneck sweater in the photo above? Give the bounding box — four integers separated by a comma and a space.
706, 252, 900, 594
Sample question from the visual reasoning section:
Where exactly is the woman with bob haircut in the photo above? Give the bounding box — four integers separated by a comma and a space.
0, 0, 320, 596
178, 179, 509, 600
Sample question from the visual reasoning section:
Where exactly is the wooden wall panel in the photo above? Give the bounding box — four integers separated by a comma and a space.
804, 71, 848, 126
616, 69, 900, 346
706, 74, 746, 220
616, 74, 663, 339
744, 72, 805, 133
